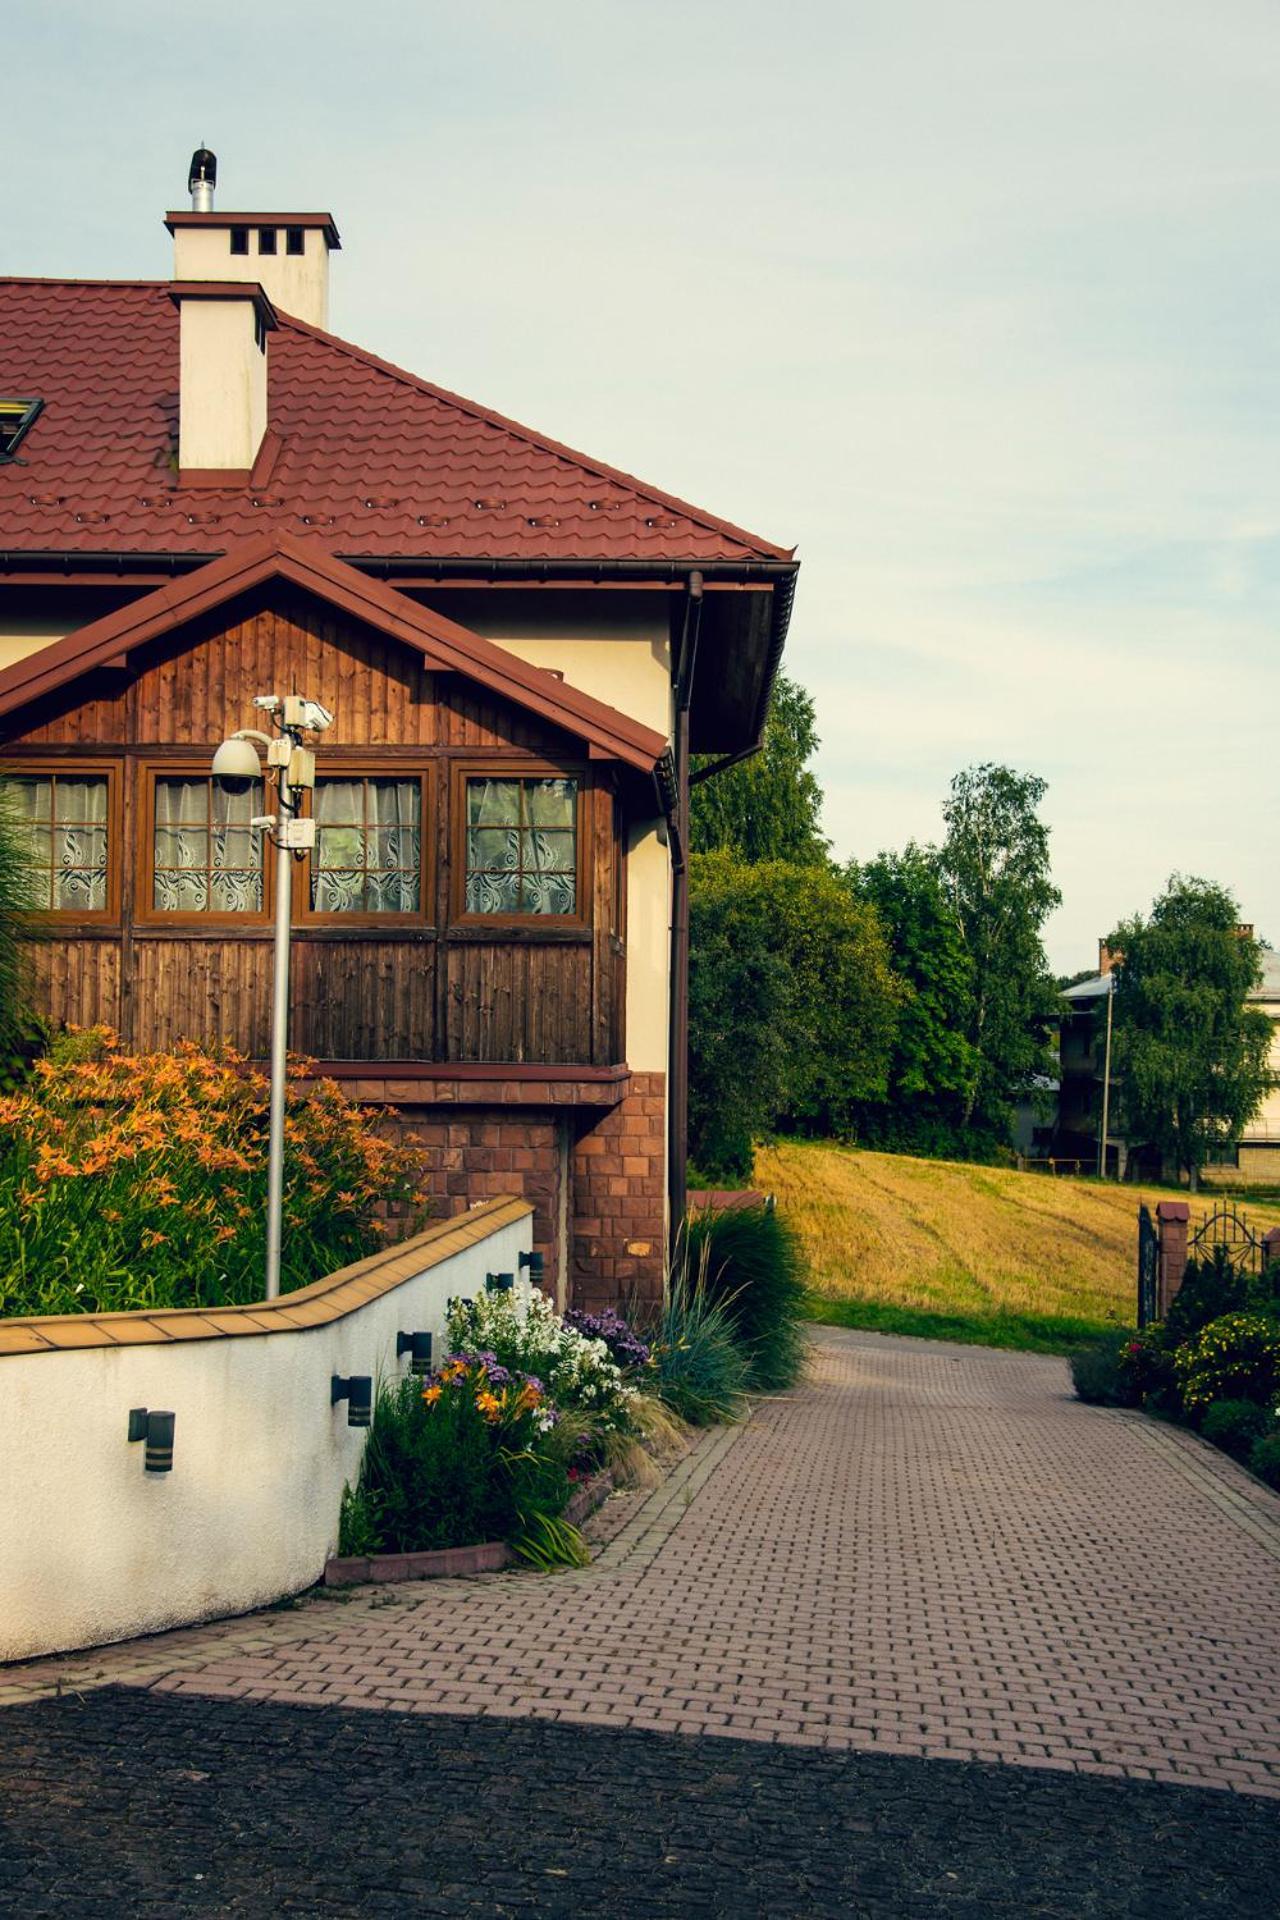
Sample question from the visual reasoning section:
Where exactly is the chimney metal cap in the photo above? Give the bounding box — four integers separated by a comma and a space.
188, 147, 217, 194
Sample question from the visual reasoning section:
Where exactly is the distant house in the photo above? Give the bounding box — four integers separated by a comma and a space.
1050, 941, 1280, 1185
0, 154, 798, 1310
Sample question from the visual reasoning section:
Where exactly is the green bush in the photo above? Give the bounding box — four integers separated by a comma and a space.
1249, 1429, 1280, 1489
648, 1254, 748, 1425
683, 1202, 807, 1391
1165, 1249, 1250, 1348
1070, 1339, 1141, 1407
1200, 1398, 1273, 1461
338, 1360, 576, 1561
1174, 1313, 1280, 1417
1115, 1327, 1180, 1409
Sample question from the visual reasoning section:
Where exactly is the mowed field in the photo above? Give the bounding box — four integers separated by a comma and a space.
754, 1141, 1280, 1352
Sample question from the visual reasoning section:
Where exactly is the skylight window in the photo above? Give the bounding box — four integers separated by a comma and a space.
0, 398, 42, 460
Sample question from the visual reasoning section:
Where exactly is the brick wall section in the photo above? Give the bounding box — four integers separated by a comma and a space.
570, 1071, 666, 1314
390, 1107, 564, 1288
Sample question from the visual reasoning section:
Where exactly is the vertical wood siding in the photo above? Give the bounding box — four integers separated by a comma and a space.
4, 589, 630, 1065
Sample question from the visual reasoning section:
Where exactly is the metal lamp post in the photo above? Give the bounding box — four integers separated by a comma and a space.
212, 694, 333, 1298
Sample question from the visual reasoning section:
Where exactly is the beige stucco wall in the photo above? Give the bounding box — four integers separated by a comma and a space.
179, 298, 268, 471
0, 589, 138, 672
173, 223, 331, 328
626, 821, 671, 1074
0, 1209, 531, 1663
1241, 997, 1280, 1145
449, 592, 673, 739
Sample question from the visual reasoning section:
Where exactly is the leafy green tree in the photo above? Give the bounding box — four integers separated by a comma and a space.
689, 673, 828, 865
938, 763, 1061, 1132
687, 851, 900, 1181
851, 844, 981, 1139
1108, 876, 1272, 1189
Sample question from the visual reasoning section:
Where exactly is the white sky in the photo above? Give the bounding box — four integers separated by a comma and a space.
8, 0, 1279, 969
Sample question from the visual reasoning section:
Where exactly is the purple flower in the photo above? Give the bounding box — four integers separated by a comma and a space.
565, 1307, 650, 1369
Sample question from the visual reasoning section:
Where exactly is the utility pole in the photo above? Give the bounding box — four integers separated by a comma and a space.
1097, 973, 1115, 1179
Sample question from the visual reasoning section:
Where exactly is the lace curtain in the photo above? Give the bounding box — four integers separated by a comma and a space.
8, 773, 108, 911
465, 776, 577, 915
311, 778, 421, 913
153, 777, 263, 914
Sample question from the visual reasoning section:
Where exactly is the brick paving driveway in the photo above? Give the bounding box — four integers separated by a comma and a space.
4, 1328, 1280, 1913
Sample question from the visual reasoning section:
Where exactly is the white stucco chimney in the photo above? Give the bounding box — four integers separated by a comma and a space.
168, 282, 276, 475
165, 151, 341, 330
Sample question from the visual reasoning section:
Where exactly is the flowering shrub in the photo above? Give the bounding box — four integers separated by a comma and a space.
0, 1026, 426, 1316
564, 1306, 651, 1370
448, 1286, 638, 1446
338, 1359, 576, 1561
1174, 1313, 1280, 1417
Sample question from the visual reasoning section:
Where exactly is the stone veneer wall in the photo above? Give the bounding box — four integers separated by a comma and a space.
570, 1071, 667, 1313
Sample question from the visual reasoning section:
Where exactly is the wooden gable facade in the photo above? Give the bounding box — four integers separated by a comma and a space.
1, 579, 639, 1074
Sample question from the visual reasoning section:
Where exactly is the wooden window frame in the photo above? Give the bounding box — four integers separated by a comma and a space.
299, 762, 433, 928
450, 758, 590, 932
135, 758, 274, 930
0, 757, 121, 926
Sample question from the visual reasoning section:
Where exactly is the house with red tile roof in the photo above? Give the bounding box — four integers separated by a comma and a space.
0, 156, 797, 1309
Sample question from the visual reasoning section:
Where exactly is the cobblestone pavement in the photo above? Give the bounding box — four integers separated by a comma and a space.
5, 1329, 1280, 1807
4, 1686, 1280, 1918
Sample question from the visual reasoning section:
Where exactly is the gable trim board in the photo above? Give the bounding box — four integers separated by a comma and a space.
0, 532, 668, 773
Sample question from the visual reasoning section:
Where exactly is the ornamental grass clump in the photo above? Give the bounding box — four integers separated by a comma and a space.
0, 1026, 427, 1317
338, 1357, 585, 1567
683, 1201, 808, 1391
648, 1246, 748, 1426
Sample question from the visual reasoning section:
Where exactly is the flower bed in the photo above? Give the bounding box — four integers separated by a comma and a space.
0, 1027, 426, 1317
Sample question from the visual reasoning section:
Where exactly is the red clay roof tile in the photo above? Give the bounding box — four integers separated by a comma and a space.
0, 280, 791, 567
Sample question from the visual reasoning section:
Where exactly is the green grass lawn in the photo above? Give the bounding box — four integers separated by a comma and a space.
756, 1140, 1280, 1354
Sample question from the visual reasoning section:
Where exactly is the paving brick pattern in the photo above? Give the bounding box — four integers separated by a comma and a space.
6, 1688, 1280, 1918
5, 1329, 1280, 1800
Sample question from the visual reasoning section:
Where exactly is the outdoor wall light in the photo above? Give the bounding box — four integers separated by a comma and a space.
518, 1249, 545, 1286
485, 1271, 515, 1294
331, 1375, 372, 1428
445, 1296, 474, 1314
127, 1408, 176, 1473
397, 1330, 434, 1376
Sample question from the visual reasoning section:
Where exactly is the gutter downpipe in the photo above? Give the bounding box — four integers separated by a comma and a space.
668, 571, 703, 1245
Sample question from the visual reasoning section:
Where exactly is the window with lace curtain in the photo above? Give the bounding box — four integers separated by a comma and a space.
309, 776, 423, 915
461, 773, 580, 918
6, 769, 113, 915
149, 774, 265, 917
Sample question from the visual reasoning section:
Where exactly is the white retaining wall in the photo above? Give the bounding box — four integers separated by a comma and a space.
0, 1203, 531, 1663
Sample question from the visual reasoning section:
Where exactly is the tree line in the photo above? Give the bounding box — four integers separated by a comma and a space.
688, 676, 1274, 1187
688, 676, 1063, 1182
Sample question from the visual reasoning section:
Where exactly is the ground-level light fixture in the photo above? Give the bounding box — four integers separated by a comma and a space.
331, 1375, 372, 1428
128, 1407, 176, 1473
212, 693, 333, 1300
397, 1330, 434, 1376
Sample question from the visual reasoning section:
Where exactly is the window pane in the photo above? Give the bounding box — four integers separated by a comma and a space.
56, 867, 107, 911
467, 778, 519, 827
468, 827, 519, 872
153, 775, 262, 914
467, 869, 520, 914
527, 778, 576, 828
310, 776, 422, 914
524, 828, 574, 873
522, 872, 576, 914
3, 772, 110, 914
463, 775, 577, 916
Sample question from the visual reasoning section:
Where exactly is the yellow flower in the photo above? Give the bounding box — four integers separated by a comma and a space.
475, 1390, 501, 1420
422, 1384, 443, 1405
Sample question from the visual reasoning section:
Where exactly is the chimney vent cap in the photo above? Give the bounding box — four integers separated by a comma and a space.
188, 146, 217, 211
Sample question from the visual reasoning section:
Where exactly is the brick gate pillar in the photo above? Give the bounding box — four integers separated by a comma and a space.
1156, 1200, 1190, 1316
1263, 1227, 1280, 1273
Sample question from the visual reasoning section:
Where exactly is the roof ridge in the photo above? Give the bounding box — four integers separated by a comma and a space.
277, 311, 795, 563
0, 277, 169, 290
